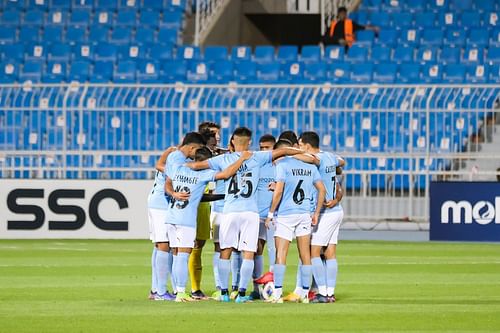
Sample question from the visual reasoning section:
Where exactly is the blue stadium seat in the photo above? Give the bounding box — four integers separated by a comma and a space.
277, 45, 298, 63
361, 0, 382, 11
346, 45, 367, 63
167, 0, 186, 12
373, 63, 397, 83
420, 29, 443, 47
370, 46, 391, 63
0, 27, 16, 44
355, 30, 375, 47
392, 46, 414, 63
141, 0, 164, 10
91, 61, 113, 82
94, 43, 117, 61
254, 46, 275, 64
404, 0, 426, 12
324, 46, 345, 62
118, 0, 139, 9
399, 29, 420, 46
489, 64, 500, 83
490, 29, 500, 47
160, 11, 183, 30
118, 44, 145, 60
158, 27, 178, 45
462, 47, 484, 64
350, 63, 373, 83
231, 46, 251, 62
135, 27, 155, 45
68, 60, 90, 82
443, 64, 465, 83
368, 12, 390, 27
0, 61, 18, 83
137, 60, 160, 83
465, 64, 488, 83
1, 10, 21, 27
187, 61, 209, 82
115, 9, 136, 27
438, 47, 460, 64
43, 61, 67, 82
114, 61, 137, 83
204, 46, 228, 62
377, 29, 398, 47
234, 60, 256, 82
71, 0, 94, 10
69, 10, 90, 27
2, 44, 24, 62
65, 27, 86, 44
23, 10, 44, 27
474, 0, 496, 12
46, 10, 68, 26
43, 26, 63, 44
416, 47, 437, 63
139, 10, 160, 28
92, 10, 112, 26
161, 60, 187, 82
467, 29, 489, 48
210, 60, 233, 82
460, 12, 481, 28
486, 47, 500, 64
95, 0, 117, 10
88, 26, 109, 44
25, 43, 46, 61
303, 62, 326, 82
390, 12, 412, 29
4, 0, 26, 10
450, 0, 472, 11
19, 61, 42, 82
445, 29, 466, 47
176, 45, 201, 60
300, 45, 321, 63
147, 43, 173, 60
414, 12, 436, 28
73, 44, 93, 60
256, 63, 280, 82
422, 64, 442, 83
327, 62, 350, 83
19, 26, 41, 43
280, 62, 303, 83
110, 27, 132, 44
48, 43, 71, 62
50, 0, 71, 9
438, 12, 457, 27
397, 63, 420, 83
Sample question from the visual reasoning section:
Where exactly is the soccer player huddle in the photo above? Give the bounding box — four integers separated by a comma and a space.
147, 122, 345, 303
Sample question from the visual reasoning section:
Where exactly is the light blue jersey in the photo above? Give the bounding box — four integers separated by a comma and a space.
208, 151, 272, 213
317, 151, 342, 213
257, 163, 276, 218
166, 166, 216, 227
211, 179, 226, 213
275, 157, 321, 216
147, 170, 170, 210
165, 150, 191, 179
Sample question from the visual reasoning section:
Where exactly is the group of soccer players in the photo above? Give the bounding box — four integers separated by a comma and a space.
147, 121, 345, 303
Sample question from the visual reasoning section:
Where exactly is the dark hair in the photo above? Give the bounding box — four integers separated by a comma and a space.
278, 130, 298, 145
259, 134, 276, 144
195, 146, 213, 161
200, 128, 216, 143
274, 139, 293, 149
198, 121, 220, 132
181, 132, 206, 146
233, 127, 252, 138
299, 131, 320, 148
338, 6, 347, 14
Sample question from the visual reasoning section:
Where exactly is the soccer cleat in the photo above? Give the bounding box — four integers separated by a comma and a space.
217, 293, 230, 302
235, 295, 253, 303
191, 290, 208, 300
264, 295, 283, 304
230, 290, 239, 300
311, 294, 329, 303
175, 292, 196, 302
154, 292, 175, 301
283, 292, 301, 303
328, 295, 336, 303
211, 290, 221, 300
300, 295, 310, 304
254, 271, 274, 285
249, 290, 261, 300
308, 290, 316, 301
148, 291, 157, 300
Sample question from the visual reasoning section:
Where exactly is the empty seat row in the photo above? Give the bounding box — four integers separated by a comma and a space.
361, 0, 497, 13
0, 0, 186, 11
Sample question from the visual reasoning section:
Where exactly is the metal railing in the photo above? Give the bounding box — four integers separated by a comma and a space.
1, 83, 499, 223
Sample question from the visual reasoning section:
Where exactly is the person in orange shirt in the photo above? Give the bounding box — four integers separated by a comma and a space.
324, 7, 379, 48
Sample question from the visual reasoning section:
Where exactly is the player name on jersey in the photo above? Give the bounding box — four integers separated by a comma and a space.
291, 168, 312, 176
173, 174, 200, 185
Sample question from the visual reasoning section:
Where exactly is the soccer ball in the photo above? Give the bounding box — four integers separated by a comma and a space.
259, 282, 275, 300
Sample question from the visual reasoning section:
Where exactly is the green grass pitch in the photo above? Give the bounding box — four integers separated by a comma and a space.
1, 239, 499, 332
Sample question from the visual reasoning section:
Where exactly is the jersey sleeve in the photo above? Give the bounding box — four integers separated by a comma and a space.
200, 169, 217, 183
207, 154, 225, 171
312, 167, 322, 184
254, 151, 273, 166
275, 161, 287, 182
